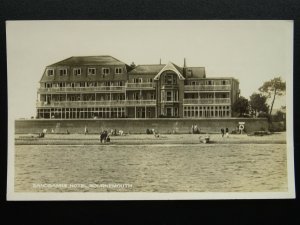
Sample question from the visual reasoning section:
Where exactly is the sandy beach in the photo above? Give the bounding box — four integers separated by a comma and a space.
15, 132, 286, 145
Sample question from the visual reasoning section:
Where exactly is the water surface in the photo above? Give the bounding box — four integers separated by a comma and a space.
15, 144, 287, 192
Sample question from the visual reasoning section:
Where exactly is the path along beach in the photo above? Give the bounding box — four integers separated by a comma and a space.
15, 132, 286, 145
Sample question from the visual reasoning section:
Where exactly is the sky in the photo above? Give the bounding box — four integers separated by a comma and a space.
6, 20, 293, 119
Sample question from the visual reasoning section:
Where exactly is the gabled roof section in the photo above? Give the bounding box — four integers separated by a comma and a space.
154, 62, 185, 80
48, 55, 126, 67
128, 64, 165, 75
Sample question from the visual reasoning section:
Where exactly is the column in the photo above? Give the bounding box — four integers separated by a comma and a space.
214, 92, 216, 104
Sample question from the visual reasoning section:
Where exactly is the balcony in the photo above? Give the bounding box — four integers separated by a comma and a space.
38, 86, 126, 93
184, 85, 231, 91
36, 100, 156, 108
161, 84, 179, 89
126, 83, 155, 89
183, 98, 231, 105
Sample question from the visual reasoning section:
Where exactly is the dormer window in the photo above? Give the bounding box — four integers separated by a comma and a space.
88, 68, 96, 75
102, 68, 110, 75
47, 69, 54, 76
59, 69, 67, 76
73, 68, 81, 76
115, 67, 122, 74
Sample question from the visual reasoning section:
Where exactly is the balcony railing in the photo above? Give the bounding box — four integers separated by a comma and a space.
184, 85, 231, 91
37, 100, 156, 108
126, 83, 154, 89
183, 98, 231, 105
38, 86, 126, 93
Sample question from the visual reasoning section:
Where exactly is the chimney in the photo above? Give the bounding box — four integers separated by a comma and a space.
183, 58, 187, 77
159, 58, 161, 65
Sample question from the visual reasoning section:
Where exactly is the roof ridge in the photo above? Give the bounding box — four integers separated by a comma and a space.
69, 55, 113, 58
47, 55, 126, 67
48, 56, 74, 66
135, 64, 166, 66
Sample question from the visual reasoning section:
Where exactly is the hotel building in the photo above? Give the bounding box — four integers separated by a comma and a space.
36, 56, 239, 119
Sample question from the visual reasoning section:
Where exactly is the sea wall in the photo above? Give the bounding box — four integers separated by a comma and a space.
15, 118, 269, 134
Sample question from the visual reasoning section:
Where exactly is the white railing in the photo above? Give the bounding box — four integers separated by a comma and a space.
184, 85, 231, 91
37, 100, 156, 107
126, 83, 154, 89
183, 98, 231, 104
38, 86, 126, 93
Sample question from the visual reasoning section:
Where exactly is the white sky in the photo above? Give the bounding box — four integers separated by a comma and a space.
6, 20, 293, 119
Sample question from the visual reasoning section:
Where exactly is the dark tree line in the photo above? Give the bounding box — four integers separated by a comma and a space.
232, 76, 286, 119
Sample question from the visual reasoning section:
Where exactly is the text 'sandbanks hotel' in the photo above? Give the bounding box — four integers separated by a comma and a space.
36, 56, 240, 119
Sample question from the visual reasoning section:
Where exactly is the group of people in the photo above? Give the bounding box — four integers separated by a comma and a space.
98, 129, 124, 143
99, 130, 110, 143
221, 128, 229, 138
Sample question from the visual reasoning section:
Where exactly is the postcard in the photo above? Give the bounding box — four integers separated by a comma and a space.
6, 20, 295, 200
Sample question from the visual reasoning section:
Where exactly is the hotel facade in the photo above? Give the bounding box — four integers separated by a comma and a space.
36, 56, 240, 119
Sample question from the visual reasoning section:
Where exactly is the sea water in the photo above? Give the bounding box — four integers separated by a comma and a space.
14, 144, 287, 192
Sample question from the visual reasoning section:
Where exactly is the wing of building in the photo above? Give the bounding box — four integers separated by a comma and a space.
36, 55, 240, 119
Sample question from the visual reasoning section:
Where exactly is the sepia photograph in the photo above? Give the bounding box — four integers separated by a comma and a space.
6, 20, 295, 200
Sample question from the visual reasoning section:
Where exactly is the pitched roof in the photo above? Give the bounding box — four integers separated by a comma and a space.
186, 67, 206, 78
48, 56, 127, 67
128, 64, 166, 75
154, 62, 185, 80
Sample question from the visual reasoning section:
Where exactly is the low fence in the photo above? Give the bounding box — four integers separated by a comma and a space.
15, 118, 269, 134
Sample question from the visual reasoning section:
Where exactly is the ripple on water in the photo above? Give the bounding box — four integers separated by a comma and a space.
14, 144, 287, 192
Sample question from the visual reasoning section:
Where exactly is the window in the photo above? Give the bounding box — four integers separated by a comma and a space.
88, 68, 96, 75
166, 91, 172, 101
134, 78, 142, 83
59, 82, 66, 87
173, 91, 178, 101
166, 108, 172, 116
59, 69, 67, 76
102, 68, 110, 75
88, 82, 97, 87
116, 81, 123, 86
165, 74, 173, 84
133, 92, 139, 100
150, 93, 155, 100
115, 68, 123, 74
73, 68, 81, 76
47, 69, 54, 76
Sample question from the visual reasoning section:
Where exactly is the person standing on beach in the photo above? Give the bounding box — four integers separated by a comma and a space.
99, 131, 102, 143
221, 128, 224, 137
84, 126, 88, 135
225, 127, 229, 138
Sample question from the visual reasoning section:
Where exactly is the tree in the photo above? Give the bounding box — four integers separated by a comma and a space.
232, 96, 249, 117
249, 93, 269, 117
259, 77, 286, 116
